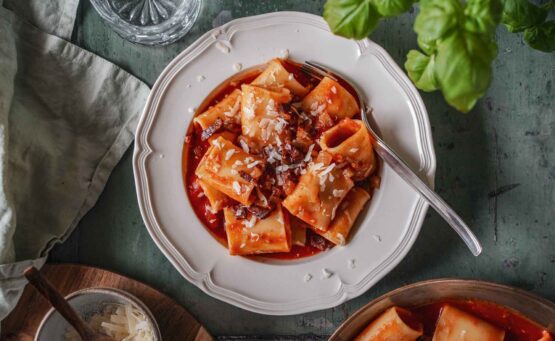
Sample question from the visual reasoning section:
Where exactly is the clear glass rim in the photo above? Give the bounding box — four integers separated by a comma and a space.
89, 0, 203, 46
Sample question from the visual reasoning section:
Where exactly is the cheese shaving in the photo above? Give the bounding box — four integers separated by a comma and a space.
239, 140, 250, 153
304, 144, 315, 162
247, 160, 262, 169
65, 303, 155, 341
225, 149, 236, 160
232, 181, 242, 194
332, 189, 345, 198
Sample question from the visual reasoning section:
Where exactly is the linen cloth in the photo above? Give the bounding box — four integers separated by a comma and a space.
0, 0, 150, 323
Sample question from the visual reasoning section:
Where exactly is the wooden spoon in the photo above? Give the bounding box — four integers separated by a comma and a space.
24, 266, 115, 341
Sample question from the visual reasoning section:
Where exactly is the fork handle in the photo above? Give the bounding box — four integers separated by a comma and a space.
373, 140, 483, 256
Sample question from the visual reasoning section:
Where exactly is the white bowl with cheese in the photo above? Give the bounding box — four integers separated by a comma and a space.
35, 287, 161, 341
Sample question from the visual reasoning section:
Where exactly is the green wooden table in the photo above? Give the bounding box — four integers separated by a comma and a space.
50, 0, 555, 338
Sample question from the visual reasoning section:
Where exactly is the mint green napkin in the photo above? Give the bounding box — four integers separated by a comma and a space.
0, 0, 150, 323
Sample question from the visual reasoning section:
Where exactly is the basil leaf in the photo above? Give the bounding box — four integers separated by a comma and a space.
417, 35, 437, 54
405, 50, 439, 92
464, 0, 502, 36
435, 31, 497, 112
524, 21, 555, 52
414, 0, 462, 41
324, 0, 381, 39
501, 0, 547, 32
372, 0, 414, 17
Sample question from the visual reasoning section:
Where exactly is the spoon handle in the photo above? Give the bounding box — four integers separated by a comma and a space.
24, 266, 96, 341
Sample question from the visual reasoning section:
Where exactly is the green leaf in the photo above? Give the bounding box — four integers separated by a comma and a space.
405, 50, 439, 92
414, 0, 462, 41
435, 31, 497, 112
372, 0, 414, 17
417, 35, 437, 54
324, 0, 381, 39
524, 21, 555, 52
464, 0, 502, 36
501, 0, 547, 32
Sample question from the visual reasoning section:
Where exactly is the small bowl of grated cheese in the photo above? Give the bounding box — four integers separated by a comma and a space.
35, 287, 161, 341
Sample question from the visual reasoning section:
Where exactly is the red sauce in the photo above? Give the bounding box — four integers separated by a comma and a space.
182, 60, 338, 259
409, 299, 551, 341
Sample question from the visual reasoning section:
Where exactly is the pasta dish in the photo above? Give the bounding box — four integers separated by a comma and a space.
183, 58, 379, 258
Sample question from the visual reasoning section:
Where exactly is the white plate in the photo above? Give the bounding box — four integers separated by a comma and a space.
133, 12, 436, 315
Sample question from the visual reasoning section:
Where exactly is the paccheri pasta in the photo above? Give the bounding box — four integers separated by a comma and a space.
184, 58, 379, 258
355, 301, 553, 341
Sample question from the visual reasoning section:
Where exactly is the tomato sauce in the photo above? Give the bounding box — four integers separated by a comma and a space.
412, 299, 551, 341
182, 60, 338, 259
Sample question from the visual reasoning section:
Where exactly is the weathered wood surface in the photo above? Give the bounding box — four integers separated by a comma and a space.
1, 264, 212, 341
49, 0, 554, 337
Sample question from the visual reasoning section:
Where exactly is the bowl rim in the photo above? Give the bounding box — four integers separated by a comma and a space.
35, 287, 162, 341
330, 278, 555, 340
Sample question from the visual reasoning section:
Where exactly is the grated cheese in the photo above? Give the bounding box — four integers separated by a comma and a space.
239, 140, 250, 153
243, 215, 257, 228
331, 86, 337, 94
225, 149, 236, 160
233, 63, 243, 71
337, 233, 345, 245
215, 41, 230, 54
332, 189, 345, 198
250, 232, 260, 241
247, 160, 262, 169
243, 92, 256, 119
304, 144, 315, 162
65, 303, 155, 341
275, 117, 288, 133
232, 181, 242, 194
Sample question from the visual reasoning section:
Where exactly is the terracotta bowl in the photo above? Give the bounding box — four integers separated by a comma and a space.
330, 279, 555, 340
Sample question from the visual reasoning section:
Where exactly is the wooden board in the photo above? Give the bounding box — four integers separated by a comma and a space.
1, 263, 212, 341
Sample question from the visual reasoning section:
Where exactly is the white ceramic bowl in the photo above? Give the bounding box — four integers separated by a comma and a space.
35, 288, 161, 341
133, 11, 436, 315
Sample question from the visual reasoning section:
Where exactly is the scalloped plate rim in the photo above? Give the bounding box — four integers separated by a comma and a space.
133, 11, 436, 315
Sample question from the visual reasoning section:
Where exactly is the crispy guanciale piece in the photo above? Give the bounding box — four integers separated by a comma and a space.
315, 187, 370, 245
301, 76, 359, 121
195, 136, 264, 206
252, 58, 310, 97
319, 118, 375, 181
355, 306, 423, 341
282, 151, 354, 231
224, 204, 291, 255
432, 305, 505, 341
193, 88, 241, 130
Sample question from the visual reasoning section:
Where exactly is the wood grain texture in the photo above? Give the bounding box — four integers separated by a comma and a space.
1, 264, 212, 341
49, 0, 554, 338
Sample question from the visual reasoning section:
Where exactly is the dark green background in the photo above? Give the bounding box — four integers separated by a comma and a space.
51, 0, 555, 337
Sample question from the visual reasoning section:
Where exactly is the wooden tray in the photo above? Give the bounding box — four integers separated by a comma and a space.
1, 263, 212, 341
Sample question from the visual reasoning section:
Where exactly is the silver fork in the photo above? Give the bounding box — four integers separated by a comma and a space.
299, 61, 482, 256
